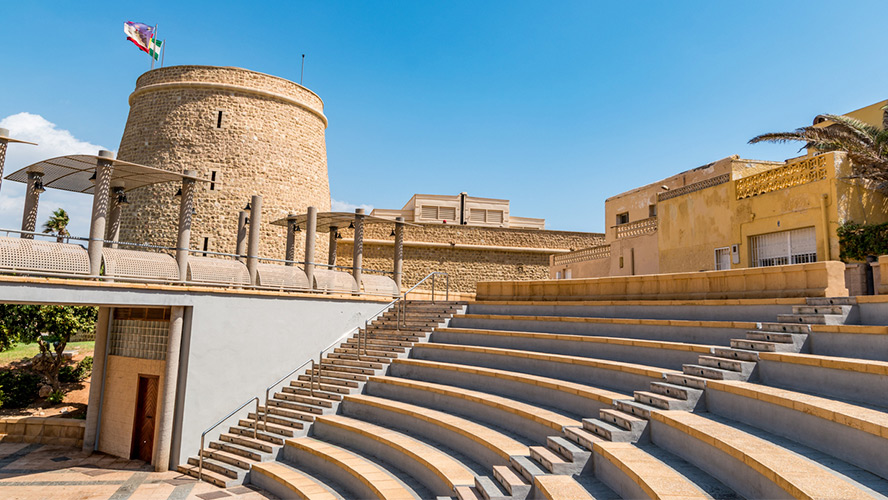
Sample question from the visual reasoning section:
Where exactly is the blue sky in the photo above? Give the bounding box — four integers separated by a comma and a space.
0, 1, 886, 236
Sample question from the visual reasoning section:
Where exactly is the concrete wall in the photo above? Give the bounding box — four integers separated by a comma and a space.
175, 292, 383, 465
0, 279, 385, 467
478, 261, 848, 301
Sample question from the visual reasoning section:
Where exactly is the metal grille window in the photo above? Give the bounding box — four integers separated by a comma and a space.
714, 247, 731, 270
749, 227, 817, 268
109, 308, 171, 360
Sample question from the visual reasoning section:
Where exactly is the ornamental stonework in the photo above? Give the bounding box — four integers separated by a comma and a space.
116, 65, 331, 260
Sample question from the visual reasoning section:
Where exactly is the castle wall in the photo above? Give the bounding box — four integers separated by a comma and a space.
115, 66, 331, 260
335, 223, 604, 292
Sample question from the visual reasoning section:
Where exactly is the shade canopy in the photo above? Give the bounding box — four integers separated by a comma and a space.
270, 211, 418, 232
4, 155, 206, 194
0, 134, 37, 145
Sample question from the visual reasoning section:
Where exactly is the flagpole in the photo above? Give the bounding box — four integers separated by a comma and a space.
151, 24, 158, 70
161, 39, 166, 68
301, 54, 305, 85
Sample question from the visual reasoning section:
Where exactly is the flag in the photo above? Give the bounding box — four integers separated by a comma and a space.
149, 38, 163, 61
124, 21, 154, 54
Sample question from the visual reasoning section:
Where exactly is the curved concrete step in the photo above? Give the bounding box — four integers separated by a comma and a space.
282, 437, 423, 499
650, 410, 885, 500
532, 475, 599, 500
251, 461, 344, 499
593, 441, 736, 499
410, 342, 677, 393
365, 375, 581, 443
389, 357, 629, 417
431, 326, 714, 370
313, 414, 477, 496
341, 393, 529, 468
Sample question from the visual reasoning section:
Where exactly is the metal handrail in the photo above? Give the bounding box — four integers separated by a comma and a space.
359, 271, 450, 357
198, 396, 259, 481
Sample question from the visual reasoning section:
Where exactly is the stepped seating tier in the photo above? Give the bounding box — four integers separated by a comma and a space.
432, 326, 715, 370
410, 342, 676, 393
365, 375, 582, 444
649, 410, 886, 500
388, 357, 629, 418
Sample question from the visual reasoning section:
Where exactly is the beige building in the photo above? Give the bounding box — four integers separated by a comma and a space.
552, 101, 888, 284
331, 193, 603, 292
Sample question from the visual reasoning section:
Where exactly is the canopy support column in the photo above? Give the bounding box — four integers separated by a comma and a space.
328, 226, 338, 266
304, 206, 317, 287
246, 195, 262, 285
87, 151, 115, 276
394, 216, 405, 293
106, 185, 125, 248
236, 210, 248, 262
176, 171, 196, 282
285, 214, 297, 266
352, 208, 364, 293
20, 169, 44, 239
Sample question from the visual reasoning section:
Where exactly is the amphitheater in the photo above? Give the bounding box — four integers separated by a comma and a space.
169, 262, 888, 500
1, 65, 887, 500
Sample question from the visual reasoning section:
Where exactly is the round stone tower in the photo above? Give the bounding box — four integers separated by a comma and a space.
116, 65, 331, 260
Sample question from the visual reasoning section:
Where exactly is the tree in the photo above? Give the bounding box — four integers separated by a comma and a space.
749, 109, 888, 184
0, 304, 97, 390
42, 208, 70, 243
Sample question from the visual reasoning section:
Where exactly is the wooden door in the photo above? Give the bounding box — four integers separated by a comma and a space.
131, 375, 159, 463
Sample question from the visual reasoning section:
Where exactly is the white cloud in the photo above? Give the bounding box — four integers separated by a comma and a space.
331, 198, 374, 213
0, 113, 108, 238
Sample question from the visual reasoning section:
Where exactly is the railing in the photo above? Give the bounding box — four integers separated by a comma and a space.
735, 155, 828, 199
657, 173, 731, 202
194, 271, 449, 483
0, 228, 398, 296
552, 244, 611, 266
198, 397, 259, 482
614, 217, 658, 239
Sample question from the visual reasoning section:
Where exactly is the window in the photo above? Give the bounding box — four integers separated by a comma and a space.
749, 227, 817, 268
714, 247, 731, 270
420, 205, 457, 222
201, 237, 210, 257
649, 204, 657, 217
209, 170, 218, 191
616, 212, 629, 225
469, 209, 504, 224
216, 111, 224, 129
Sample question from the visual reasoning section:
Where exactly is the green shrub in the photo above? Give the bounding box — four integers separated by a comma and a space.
58, 365, 78, 383
838, 222, 888, 261
46, 390, 65, 405
0, 371, 41, 408
58, 356, 94, 384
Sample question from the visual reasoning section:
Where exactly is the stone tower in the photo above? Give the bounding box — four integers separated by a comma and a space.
116, 65, 331, 260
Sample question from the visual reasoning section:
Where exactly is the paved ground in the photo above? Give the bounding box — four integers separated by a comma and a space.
0, 443, 278, 500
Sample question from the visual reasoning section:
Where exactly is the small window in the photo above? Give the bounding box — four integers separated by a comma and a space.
209, 170, 218, 191
202, 237, 210, 257
715, 246, 731, 270
216, 111, 224, 129
649, 204, 657, 217
616, 212, 629, 225
555, 271, 562, 279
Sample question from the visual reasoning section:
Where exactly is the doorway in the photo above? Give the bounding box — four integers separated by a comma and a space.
130, 375, 159, 463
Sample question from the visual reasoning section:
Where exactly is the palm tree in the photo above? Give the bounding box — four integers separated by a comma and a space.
749, 108, 888, 184
42, 208, 70, 243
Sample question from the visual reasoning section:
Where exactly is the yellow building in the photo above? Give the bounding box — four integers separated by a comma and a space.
552, 102, 888, 283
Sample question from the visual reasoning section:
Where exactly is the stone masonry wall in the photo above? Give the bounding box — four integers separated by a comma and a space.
336, 223, 604, 292
116, 66, 331, 260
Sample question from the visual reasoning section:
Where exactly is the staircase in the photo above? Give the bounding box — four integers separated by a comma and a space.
176, 300, 467, 487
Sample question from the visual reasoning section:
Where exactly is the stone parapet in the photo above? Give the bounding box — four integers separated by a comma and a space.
477, 261, 849, 301
0, 416, 85, 447
879, 255, 888, 295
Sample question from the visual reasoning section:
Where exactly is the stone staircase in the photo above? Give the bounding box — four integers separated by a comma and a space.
673, 296, 856, 385
176, 300, 467, 487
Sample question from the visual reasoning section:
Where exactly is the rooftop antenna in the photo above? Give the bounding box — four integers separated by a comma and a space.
301, 54, 305, 85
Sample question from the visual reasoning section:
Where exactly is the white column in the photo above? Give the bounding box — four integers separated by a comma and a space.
304, 206, 317, 286
246, 195, 262, 284
176, 171, 196, 281
352, 208, 364, 292
87, 151, 115, 276
153, 306, 184, 472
